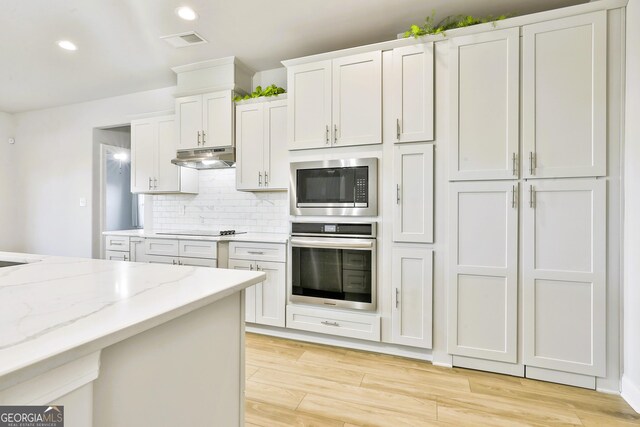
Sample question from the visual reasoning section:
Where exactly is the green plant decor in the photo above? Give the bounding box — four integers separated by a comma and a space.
234, 84, 286, 102
403, 11, 510, 38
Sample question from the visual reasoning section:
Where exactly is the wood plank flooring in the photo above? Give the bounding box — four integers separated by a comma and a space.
245, 333, 640, 426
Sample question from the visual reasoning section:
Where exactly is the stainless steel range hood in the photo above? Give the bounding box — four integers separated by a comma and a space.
171, 147, 235, 169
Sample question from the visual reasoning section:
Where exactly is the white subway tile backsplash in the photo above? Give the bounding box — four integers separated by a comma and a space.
152, 168, 288, 233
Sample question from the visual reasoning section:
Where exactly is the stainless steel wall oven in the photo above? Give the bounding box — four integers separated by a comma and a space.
290, 158, 378, 216
290, 222, 376, 311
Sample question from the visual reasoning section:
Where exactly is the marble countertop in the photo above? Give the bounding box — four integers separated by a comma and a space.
0, 251, 265, 383
103, 229, 289, 244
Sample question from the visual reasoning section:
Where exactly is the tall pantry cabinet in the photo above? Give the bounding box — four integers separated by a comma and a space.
448, 10, 610, 387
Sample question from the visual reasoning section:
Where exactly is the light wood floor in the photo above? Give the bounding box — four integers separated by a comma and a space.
244, 333, 640, 426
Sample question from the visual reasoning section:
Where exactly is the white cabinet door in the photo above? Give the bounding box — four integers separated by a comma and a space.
393, 143, 434, 243
392, 44, 434, 143
155, 116, 180, 192
449, 28, 520, 181
448, 181, 519, 363
130, 237, 145, 262
228, 259, 257, 323
522, 12, 606, 178
203, 90, 234, 148
176, 95, 203, 150
131, 119, 155, 193
332, 51, 382, 147
391, 248, 433, 348
264, 99, 288, 189
255, 261, 286, 327
522, 179, 606, 376
235, 103, 265, 190
287, 61, 332, 150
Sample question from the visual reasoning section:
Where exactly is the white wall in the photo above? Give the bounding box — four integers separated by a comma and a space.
252, 68, 287, 91
623, 0, 640, 414
11, 87, 175, 257
0, 112, 18, 251
152, 169, 288, 234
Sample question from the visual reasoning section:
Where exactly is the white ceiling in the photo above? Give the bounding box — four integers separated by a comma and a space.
0, 0, 585, 113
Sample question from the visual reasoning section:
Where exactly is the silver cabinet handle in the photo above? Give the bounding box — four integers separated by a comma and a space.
512, 153, 518, 176
529, 185, 535, 208
396, 118, 401, 140
529, 152, 536, 175
396, 184, 400, 204
202, 130, 206, 145
325, 125, 330, 144
512, 185, 518, 209
321, 321, 340, 327
154, 178, 158, 189
111, 241, 123, 246
334, 124, 338, 144
124, 255, 128, 261
395, 288, 400, 308
258, 172, 262, 186
197, 131, 202, 146
172, 259, 177, 265
249, 264, 253, 270
264, 171, 268, 186
148, 177, 152, 190
247, 251, 265, 255
256, 265, 261, 271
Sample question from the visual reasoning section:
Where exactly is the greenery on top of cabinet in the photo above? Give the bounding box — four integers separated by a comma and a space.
234, 84, 286, 102
404, 12, 510, 38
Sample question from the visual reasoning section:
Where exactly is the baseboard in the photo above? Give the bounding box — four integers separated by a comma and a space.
621, 375, 640, 413
246, 324, 433, 362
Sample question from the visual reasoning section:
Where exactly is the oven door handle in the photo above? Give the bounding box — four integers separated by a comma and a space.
290, 238, 374, 250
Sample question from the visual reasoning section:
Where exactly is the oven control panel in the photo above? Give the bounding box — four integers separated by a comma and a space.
291, 222, 376, 238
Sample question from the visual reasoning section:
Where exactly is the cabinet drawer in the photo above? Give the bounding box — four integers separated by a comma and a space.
179, 240, 217, 259
145, 238, 179, 256
179, 257, 217, 268
229, 241, 286, 262
286, 305, 380, 342
105, 235, 130, 251
105, 250, 129, 261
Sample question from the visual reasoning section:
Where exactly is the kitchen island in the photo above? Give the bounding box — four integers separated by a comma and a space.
0, 251, 265, 426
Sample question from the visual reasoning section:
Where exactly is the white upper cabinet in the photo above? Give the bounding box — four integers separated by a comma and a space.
522, 11, 607, 178
287, 51, 382, 150
131, 119, 156, 193
522, 179, 606, 376
393, 143, 434, 243
131, 115, 198, 194
392, 43, 434, 143
236, 98, 288, 191
287, 61, 332, 150
176, 90, 235, 150
391, 247, 433, 349
448, 181, 519, 363
203, 91, 234, 148
449, 28, 520, 181
332, 51, 382, 147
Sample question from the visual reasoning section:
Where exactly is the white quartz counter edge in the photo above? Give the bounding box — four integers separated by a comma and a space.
103, 230, 289, 244
0, 252, 265, 387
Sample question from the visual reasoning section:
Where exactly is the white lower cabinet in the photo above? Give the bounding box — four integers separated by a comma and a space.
229, 242, 287, 328
105, 250, 129, 261
286, 305, 381, 342
522, 179, 606, 376
448, 181, 519, 363
104, 235, 131, 261
448, 178, 606, 381
390, 247, 433, 349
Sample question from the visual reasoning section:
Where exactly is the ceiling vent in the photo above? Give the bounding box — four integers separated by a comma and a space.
161, 31, 208, 48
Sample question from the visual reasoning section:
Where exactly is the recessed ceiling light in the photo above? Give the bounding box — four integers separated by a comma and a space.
176, 6, 198, 21
57, 40, 77, 51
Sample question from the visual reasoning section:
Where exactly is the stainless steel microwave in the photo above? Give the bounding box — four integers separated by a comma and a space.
290, 158, 378, 216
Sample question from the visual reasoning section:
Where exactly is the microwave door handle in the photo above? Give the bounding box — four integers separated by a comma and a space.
290, 238, 374, 250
